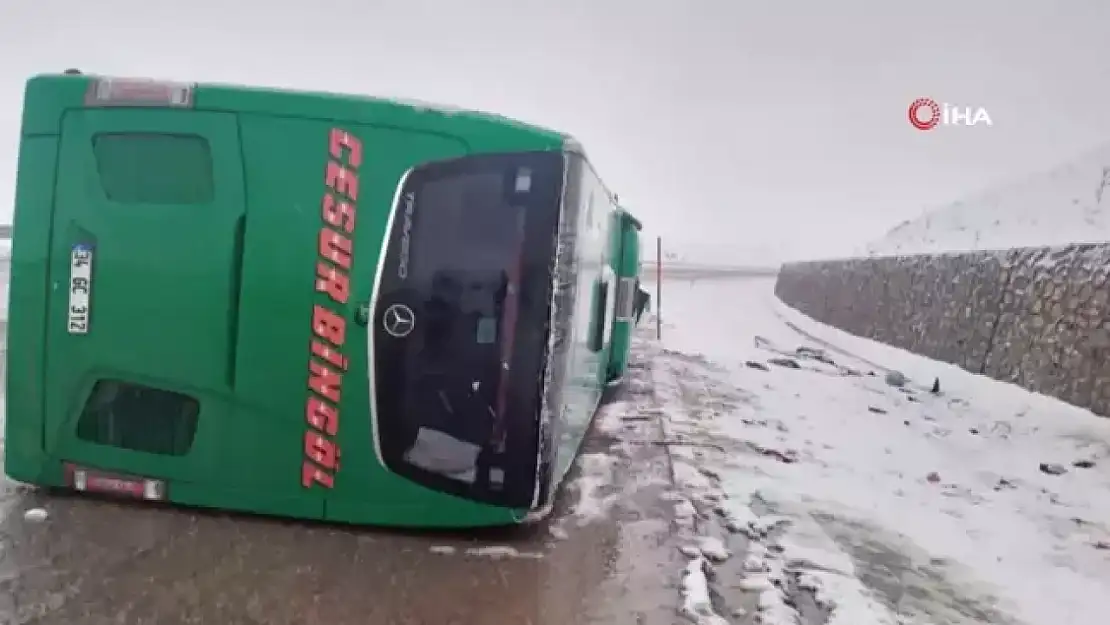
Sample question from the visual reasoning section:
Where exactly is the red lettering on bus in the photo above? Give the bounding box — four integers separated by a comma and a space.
311, 304, 347, 346
325, 161, 359, 201
308, 360, 342, 403
305, 431, 340, 470
318, 227, 353, 270
321, 193, 356, 233
306, 395, 340, 436
311, 339, 348, 371
315, 261, 350, 304
302, 461, 335, 488
329, 128, 363, 168
302, 127, 362, 490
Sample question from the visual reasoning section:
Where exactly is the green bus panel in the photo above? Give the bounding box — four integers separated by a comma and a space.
606, 210, 643, 382
4, 136, 59, 484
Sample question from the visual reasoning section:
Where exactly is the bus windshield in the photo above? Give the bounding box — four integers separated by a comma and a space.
372, 151, 565, 508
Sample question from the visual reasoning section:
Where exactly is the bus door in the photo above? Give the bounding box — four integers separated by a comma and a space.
43, 107, 245, 483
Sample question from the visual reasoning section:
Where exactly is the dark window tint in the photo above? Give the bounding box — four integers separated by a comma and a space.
373, 151, 565, 508
92, 133, 214, 204
76, 380, 200, 456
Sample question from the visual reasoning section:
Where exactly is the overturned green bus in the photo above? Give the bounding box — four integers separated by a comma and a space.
3, 72, 644, 527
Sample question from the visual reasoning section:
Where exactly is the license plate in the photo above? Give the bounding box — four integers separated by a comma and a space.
68, 244, 93, 334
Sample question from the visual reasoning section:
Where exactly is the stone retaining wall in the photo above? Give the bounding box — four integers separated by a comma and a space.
774, 243, 1110, 416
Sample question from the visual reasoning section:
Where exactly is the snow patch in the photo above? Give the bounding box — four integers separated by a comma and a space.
464, 545, 544, 560
23, 507, 47, 522
698, 536, 730, 562
672, 497, 698, 530
547, 523, 570, 541
680, 556, 728, 625
567, 452, 620, 525
776, 511, 900, 625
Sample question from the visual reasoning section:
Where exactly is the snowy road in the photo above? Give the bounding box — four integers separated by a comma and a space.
2, 274, 1110, 624
0, 291, 683, 624
0, 383, 683, 625
651, 277, 1110, 625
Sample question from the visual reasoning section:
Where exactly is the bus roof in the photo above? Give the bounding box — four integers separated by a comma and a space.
21, 72, 573, 148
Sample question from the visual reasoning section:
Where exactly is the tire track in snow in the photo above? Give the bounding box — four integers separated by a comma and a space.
648, 289, 1027, 625
649, 341, 826, 625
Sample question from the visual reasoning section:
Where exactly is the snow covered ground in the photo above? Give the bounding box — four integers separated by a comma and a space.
861, 142, 1110, 257
4, 264, 1109, 624
651, 277, 1110, 625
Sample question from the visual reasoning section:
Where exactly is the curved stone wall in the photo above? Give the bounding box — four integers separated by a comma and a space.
774, 243, 1110, 416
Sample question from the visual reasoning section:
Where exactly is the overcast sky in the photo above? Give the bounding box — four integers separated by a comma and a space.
3, 0, 1110, 263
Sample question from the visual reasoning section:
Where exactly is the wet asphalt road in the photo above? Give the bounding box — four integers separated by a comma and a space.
0, 340, 685, 625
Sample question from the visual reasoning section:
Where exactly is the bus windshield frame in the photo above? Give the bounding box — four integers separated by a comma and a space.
371, 150, 566, 508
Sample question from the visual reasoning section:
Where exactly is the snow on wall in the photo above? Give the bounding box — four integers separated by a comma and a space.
862, 143, 1110, 257
775, 242, 1110, 418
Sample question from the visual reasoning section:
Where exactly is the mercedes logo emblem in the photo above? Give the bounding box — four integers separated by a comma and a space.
382, 303, 415, 338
